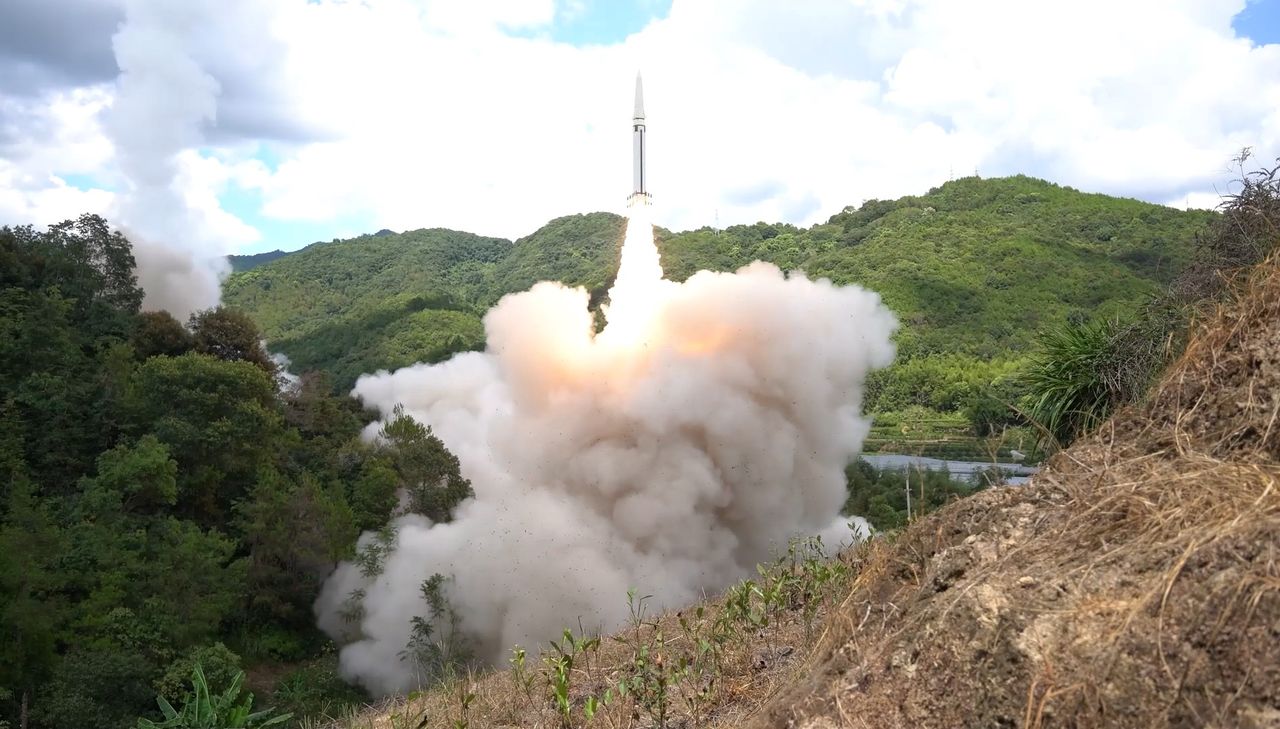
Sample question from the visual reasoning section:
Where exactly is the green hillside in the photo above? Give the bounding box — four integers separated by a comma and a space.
224, 176, 1214, 395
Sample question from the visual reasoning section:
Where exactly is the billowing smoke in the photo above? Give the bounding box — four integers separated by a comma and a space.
107, 0, 229, 317
128, 234, 228, 320
316, 208, 897, 695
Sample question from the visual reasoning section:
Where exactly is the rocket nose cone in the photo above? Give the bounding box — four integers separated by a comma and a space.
633, 73, 645, 121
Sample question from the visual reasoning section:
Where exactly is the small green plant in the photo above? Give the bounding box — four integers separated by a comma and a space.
387, 698, 429, 729
613, 591, 689, 729
400, 573, 475, 687
536, 625, 606, 727
674, 605, 721, 727
450, 678, 477, 729
542, 644, 574, 727
508, 645, 540, 719
722, 579, 767, 638
135, 663, 291, 729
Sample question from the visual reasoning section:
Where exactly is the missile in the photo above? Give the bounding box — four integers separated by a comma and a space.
627, 73, 652, 207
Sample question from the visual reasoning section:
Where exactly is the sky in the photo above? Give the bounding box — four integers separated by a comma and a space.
1, 0, 1278, 257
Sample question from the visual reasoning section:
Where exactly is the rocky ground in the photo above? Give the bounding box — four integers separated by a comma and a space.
754, 256, 1280, 728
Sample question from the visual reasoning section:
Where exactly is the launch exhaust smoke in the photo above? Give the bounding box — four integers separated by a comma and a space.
314, 81, 898, 696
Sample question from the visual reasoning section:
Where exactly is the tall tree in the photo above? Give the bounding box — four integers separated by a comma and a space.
238, 468, 356, 626
189, 307, 277, 376
130, 311, 194, 360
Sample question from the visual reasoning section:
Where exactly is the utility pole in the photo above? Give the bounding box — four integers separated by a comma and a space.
904, 467, 912, 520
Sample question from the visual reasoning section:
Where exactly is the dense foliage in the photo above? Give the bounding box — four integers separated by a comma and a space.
0, 217, 475, 729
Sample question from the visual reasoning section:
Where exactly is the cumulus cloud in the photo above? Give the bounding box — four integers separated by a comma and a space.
237, 0, 1280, 240
0, 0, 122, 96
3, 0, 1279, 249
314, 210, 894, 694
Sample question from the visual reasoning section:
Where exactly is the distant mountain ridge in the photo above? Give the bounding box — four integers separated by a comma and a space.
222, 176, 1216, 389
228, 231, 398, 273
228, 249, 291, 273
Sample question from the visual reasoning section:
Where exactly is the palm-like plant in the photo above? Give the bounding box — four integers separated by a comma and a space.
137, 663, 292, 729
1021, 318, 1121, 449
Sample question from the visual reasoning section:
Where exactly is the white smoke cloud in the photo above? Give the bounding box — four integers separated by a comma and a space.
269, 348, 302, 393
315, 210, 897, 695
127, 233, 228, 319
104, 0, 232, 317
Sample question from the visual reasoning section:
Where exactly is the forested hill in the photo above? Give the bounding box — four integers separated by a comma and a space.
224, 175, 1215, 390
224, 215, 628, 387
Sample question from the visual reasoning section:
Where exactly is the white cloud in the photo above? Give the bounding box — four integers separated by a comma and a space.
0, 86, 116, 223
0, 161, 115, 223
2, 0, 1279, 249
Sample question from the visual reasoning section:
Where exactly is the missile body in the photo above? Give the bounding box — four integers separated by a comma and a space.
628, 73, 651, 207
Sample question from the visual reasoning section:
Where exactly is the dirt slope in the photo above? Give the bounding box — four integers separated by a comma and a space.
754, 257, 1280, 728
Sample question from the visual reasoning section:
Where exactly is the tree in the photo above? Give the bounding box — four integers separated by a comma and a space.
132, 312, 194, 360
379, 407, 473, 523
89, 436, 179, 513
189, 307, 277, 376
237, 468, 355, 625
124, 353, 283, 523
35, 648, 157, 729
154, 644, 243, 706
349, 456, 399, 531
46, 213, 144, 321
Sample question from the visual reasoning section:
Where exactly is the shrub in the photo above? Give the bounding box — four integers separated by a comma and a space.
155, 644, 243, 706
1021, 318, 1120, 448
135, 662, 291, 729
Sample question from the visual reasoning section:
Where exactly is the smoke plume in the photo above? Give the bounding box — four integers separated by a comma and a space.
128, 234, 228, 319
107, 0, 229, 317
316, 208, 897, 695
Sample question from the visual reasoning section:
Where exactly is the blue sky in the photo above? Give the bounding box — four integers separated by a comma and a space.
547, 0, 672, 45
1235, 0, 1280, 44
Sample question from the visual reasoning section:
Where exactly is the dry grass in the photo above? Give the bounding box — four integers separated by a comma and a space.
318, 541, 857, 729
752, 252, 1280, 728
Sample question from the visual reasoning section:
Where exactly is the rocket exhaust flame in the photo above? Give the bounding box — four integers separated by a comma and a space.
313, 76, 899, 696
599, 205, 667, 349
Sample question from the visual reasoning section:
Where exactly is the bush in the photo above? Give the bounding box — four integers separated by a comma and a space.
1021, 152, 1280, 451
234, 626, 307, 664
269, 655, 367, 722
155, 644, 242, 706
136, 662, 290, 729
1020, 318, 1120, 448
